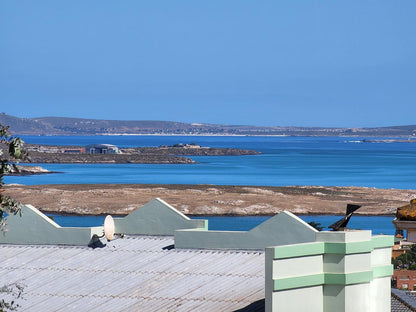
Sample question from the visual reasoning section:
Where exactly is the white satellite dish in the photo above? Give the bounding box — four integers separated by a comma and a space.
103, 215, 115, 241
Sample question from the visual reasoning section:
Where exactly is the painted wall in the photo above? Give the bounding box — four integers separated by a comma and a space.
265, 231, 394, 312
0, 200, 208, 245
0, 205, 103, 245
175, 211, 318, 250
114, 198, 207, 235
408, 230, 416, 242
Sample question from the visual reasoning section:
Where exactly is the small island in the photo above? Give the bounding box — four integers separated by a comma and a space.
11, 143, 260, 165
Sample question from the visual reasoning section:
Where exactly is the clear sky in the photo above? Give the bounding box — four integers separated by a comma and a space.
1, 1, 415, 127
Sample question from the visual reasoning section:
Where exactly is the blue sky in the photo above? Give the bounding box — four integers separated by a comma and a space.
1, 1, 415, 127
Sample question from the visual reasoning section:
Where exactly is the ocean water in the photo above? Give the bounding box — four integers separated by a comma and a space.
5, 135, 416, 189
48, 214, 395, 235
5, 135, 414, 233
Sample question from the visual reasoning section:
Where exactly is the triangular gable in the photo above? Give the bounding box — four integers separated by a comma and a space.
114, 198, 207, 235
175, 211, 318, 249
0, 205, 102, 245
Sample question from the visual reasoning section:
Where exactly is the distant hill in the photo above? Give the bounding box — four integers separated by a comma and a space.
1, 113, 416, 137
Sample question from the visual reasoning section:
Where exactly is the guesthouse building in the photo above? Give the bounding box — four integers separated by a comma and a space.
0, 199, 396, 311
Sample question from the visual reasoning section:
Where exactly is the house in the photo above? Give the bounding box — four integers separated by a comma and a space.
85, 144, 120, 154
64, 148, 85, 154
0, 199, 398, 311
392, 270, 416, 290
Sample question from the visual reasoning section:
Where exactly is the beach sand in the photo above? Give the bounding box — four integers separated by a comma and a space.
4, 184, 416, 216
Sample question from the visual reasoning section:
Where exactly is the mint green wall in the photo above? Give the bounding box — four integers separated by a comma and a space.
265, 231, 394, 312
114, 198, 207, 235
0, 205, 103, 245
175, 211, 318, 250
0, 199, 208, 246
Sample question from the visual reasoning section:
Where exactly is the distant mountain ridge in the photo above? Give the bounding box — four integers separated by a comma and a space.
1, 113, 416, 137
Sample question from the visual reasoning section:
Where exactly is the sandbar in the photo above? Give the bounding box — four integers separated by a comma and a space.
4, 184, 415, 216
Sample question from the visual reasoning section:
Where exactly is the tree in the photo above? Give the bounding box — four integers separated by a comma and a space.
0, 124, 28, 230
392, 244, 416, 270
0, 124, 28, 311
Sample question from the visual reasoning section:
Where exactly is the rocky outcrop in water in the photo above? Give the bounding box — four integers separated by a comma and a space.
4, 165, 52, 175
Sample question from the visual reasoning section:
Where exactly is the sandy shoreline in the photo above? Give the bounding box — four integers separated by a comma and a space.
4, 183, 415, 216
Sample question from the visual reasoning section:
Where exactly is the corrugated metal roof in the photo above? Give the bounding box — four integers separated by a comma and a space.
391, 289, 416, 312
0, 236, 264, 311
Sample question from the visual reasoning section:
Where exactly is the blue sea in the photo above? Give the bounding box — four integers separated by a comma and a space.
5, 135, 416, 235
5, 135, 416, 188
48, 214, 395, 235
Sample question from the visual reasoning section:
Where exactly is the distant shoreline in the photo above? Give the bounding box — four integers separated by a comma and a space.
3, 113, 416, 137
19, 133, 416, 138
363, 139, 416, 143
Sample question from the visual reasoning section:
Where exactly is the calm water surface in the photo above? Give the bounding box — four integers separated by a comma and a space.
6, 135, 412, 233
48, 214, 396, 235
5, 135, 416, 189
